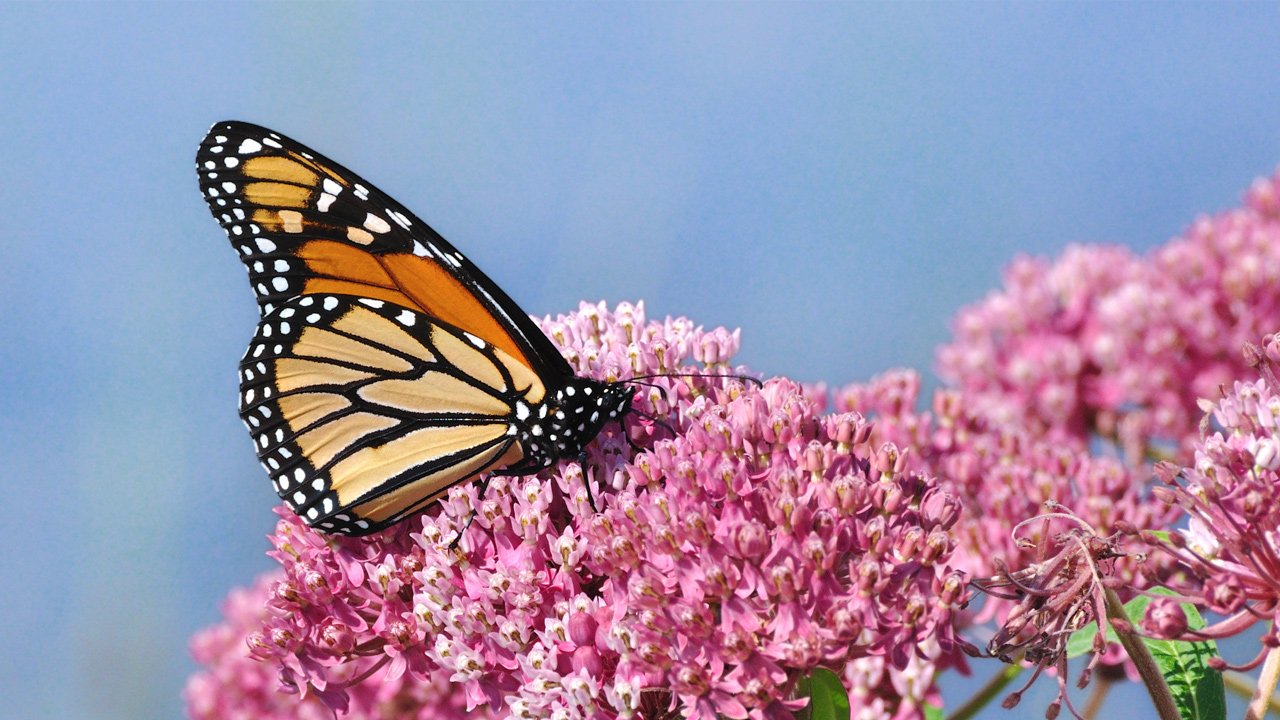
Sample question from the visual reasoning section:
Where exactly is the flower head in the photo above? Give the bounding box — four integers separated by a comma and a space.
1136, 338, 1280, 671
936, 167, 1280, 463
835, 370, 1177, 629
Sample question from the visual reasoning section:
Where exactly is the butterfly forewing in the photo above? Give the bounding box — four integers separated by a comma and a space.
195, 121, 573, 381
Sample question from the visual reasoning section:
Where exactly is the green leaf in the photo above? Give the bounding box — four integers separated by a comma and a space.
922, 702, 945, 720
1139, 589, 1225, 720
797, 668, 851, 720
1065, 588, 1225, 720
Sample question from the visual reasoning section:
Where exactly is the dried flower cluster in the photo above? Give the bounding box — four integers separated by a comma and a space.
973, 505, 1133, 720
1136, 337, 1280, 670
187, 302, 969, 720
937, 168, 1280, 463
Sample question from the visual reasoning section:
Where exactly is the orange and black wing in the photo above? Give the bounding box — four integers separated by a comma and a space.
239, 293, 545, 535
195, 121, 577, 535
195, 121, 572, 383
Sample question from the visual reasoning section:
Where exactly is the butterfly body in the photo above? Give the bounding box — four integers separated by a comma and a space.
197, 122, 631, 536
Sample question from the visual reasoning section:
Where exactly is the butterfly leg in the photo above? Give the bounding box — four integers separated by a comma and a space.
572, 451, 603, 513
449, 474, 494, 552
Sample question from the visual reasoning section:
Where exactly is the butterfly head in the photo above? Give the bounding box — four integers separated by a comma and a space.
524, 376, 634, 458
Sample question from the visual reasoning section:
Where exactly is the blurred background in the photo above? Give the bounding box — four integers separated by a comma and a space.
2, 3, 1279, 719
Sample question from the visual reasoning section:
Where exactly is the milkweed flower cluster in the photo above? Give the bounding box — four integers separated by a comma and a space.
1135, 338, 1280, 671
834, 370, 1177, 628
185, 573, 485, 720
186, 302, 970, 720
937, 167, 1280, 463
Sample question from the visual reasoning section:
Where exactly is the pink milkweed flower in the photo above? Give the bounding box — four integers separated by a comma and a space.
937, 167, 1280, 464
1135, 338, 1280, 672
835, 370, 1177, 632
185, 573, 488, 720
188, 302, 971, 720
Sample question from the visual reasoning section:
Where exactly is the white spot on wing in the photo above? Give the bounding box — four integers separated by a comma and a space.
238, 138, 263, 154
256, 238, 277, 253
396, 310, 415, 326
363, 213, 391, 234
323, 179, 342, 194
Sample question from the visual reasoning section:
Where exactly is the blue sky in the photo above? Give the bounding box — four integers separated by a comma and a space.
2, 3, 1279, 719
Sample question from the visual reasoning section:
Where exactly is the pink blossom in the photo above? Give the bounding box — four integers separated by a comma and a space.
185, 573, 485, 720
188, 302, 969, 720
834, 370, 1177, 628
1136, 338, 1280, 671
936, 168, 1280, 463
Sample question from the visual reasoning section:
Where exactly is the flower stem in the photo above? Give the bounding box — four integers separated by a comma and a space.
945, 661, 1024, 720
1104, 588, 1182, 720
1246, 643, 1280, 720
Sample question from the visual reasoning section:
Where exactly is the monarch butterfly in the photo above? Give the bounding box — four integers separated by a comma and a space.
196, 121, 633, 536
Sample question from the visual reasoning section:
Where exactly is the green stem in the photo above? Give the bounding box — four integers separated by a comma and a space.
945, 661, 1024, 720
1246, 644, 1280, 720
1104, 588, 1183, 720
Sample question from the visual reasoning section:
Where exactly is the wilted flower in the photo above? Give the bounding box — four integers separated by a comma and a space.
972, 504, 1137, 720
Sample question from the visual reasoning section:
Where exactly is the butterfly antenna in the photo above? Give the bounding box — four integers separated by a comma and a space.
626, 378, 672, 408
628, 371, 763, 389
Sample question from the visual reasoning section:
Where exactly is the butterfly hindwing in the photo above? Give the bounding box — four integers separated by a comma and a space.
239, 294, 540, 535
196, 121, 573, 381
